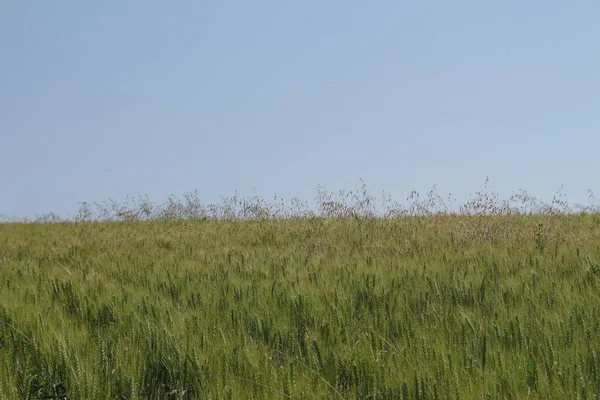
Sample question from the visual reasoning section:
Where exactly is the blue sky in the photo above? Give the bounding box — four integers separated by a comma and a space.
1, 1, 599, 218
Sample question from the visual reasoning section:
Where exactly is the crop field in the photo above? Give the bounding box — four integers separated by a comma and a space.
1, 188, 600, 399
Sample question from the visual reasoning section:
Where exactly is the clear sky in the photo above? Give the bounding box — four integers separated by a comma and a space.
1, 1, 599, 218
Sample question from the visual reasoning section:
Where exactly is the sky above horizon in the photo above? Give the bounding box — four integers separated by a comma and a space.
1, 1, 599, 219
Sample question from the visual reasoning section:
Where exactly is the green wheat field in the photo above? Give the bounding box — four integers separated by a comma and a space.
1, 185, 600, 399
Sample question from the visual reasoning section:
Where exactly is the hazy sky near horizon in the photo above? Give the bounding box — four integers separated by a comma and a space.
1, 1, 599, 218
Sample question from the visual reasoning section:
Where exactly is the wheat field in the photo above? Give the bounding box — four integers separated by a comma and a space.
1, 186, 600, 399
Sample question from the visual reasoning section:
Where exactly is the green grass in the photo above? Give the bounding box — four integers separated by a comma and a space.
1, 214, 600, 398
